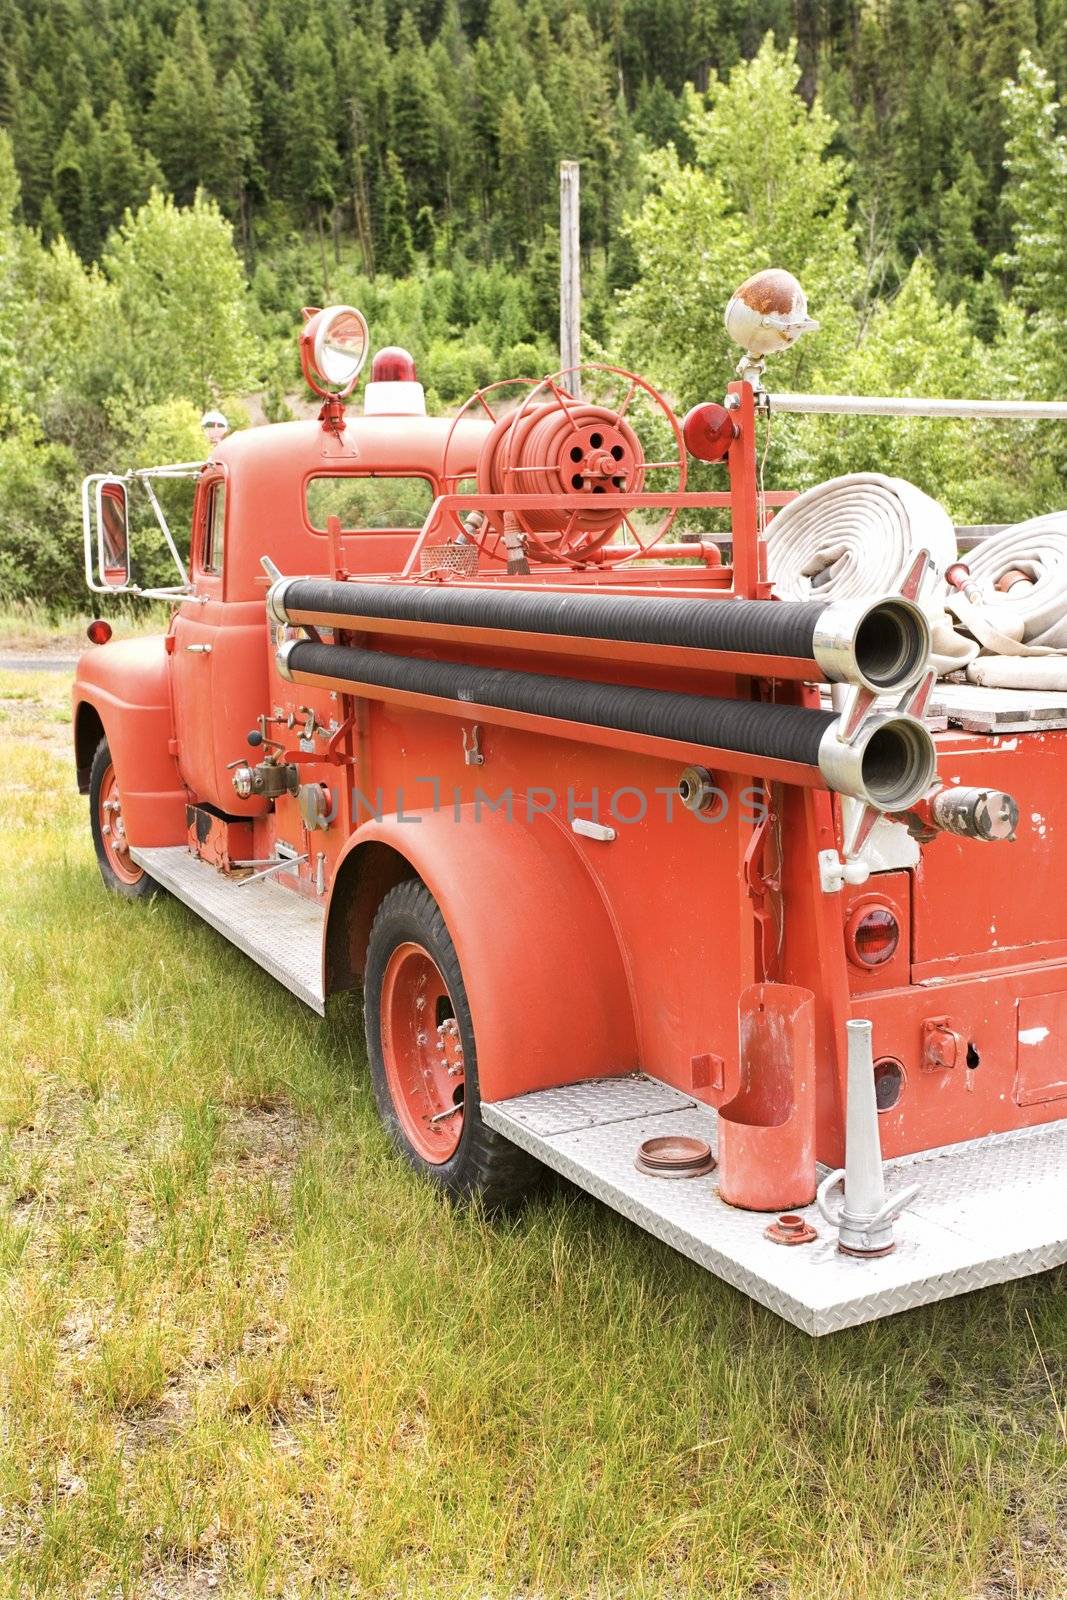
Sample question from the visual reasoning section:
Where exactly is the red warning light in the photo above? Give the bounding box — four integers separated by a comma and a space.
682, 401, 737, 463
371, 347, 418, 383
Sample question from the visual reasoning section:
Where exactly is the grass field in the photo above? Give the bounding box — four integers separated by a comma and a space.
1, 664, 1066, 1599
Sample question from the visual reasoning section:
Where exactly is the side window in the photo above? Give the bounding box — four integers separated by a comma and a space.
202, 482, 226, 575
305, 474, 434, 532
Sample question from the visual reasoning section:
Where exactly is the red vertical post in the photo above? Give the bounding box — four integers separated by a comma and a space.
326, 512, 345, 581
726, 380, 765, 1005
726, 379, 761, 599
804, 786, 852, 1167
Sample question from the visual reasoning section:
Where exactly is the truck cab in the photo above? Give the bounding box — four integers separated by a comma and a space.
76, 317, 492, 902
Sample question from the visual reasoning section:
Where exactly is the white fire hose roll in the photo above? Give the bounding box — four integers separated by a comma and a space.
766, 473, 969, 675
948, 511, 1067, 667
764, 476, 1067, 685
766, 472, 957, 605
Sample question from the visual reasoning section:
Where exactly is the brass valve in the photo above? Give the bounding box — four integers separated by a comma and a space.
231, 759, 299, 800
906, 786, 1019, 843
229, 726, 299, 800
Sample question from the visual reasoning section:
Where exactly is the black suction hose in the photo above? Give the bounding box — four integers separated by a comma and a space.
274, 577, 827, 661
280, 640, 836, 766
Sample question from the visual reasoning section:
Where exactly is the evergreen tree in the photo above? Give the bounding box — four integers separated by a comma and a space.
938, 151, 986, 301
521, 82, 558, 244
381, 148, 415, 274
495, 93, 530, 261
632, 77, 687, 152
52, 105, 97, 259
9, 72, 56, 224
146, 10, 220, 204
216, 68, 255, 235
97, 103, 158, 242
285, 29, 342, 283
997, 50, 1067, 387
391, 11, 443, 215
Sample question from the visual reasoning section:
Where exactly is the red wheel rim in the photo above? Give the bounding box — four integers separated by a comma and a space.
98, 764, 144, 886
380, 942, 465, 1163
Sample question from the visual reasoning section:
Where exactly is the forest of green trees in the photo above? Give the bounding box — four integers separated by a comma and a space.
5, 0, 1067, 604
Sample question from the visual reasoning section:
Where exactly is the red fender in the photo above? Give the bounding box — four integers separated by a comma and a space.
73, 637, 187, 846
325, 805, 638, 1102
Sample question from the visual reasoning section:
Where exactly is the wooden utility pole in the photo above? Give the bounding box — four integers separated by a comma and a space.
559, 161, 581, 398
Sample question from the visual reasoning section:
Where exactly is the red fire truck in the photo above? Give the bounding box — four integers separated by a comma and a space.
73, 282, 1067, 1333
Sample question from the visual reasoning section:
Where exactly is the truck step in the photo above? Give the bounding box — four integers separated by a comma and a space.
482, 1075, 1067, 1333
130, 846, 325, 1013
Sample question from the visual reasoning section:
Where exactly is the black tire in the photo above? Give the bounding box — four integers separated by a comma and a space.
364, 879, 541, 1208
88, 737, 157, 900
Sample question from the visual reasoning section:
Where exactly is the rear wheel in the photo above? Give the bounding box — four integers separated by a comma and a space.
364, 880, 540, 1207
89, 738, 156, 899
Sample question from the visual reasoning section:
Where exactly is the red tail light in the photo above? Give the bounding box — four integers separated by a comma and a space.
846, 904, 899, 967
87, 619, 112, 645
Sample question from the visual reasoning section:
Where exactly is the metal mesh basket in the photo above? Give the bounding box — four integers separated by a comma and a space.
420, 542, 480, 578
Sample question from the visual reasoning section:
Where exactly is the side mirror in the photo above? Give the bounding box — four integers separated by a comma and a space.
95, 478, 130, 589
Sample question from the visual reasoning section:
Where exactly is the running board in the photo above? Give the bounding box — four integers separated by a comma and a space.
130, 845, 325, 1013
482, 1075, 1067, 1334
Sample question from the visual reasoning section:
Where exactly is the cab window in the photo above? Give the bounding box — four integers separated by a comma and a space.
202, 481, 226, 574
306, 474, 434, 532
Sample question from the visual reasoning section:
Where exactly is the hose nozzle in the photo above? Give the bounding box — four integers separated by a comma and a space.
819, 712, 937, 811
812, 596, 931, 693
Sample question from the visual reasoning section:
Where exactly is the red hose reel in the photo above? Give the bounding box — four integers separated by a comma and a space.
443, 364, 687, 568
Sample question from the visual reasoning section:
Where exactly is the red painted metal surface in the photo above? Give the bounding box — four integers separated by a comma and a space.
71, 333, 1067, 1202
74, 636, 186, 844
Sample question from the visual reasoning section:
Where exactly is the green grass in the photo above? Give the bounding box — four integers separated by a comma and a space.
1, 665, 1066, 1598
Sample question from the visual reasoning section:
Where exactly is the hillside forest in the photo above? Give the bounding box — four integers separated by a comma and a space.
5, 0, 1067, 603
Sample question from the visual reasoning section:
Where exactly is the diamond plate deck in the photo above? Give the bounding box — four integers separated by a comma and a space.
131, 845, 325, 1012
482, 1075, 1067, 1333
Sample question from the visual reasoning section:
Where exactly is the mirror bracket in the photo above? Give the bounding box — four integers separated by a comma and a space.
82, 463, 204, 599
318, 394, 348, 437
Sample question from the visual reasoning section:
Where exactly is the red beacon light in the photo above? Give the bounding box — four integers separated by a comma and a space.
86, 619, 112, 645
364, 346, 426, 417
371, 347, 418, 383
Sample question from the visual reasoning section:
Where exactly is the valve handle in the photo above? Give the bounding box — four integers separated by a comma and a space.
816, 1169, 921, 1231
867, 1181, 921, 1232
816, 1168, 846, 1225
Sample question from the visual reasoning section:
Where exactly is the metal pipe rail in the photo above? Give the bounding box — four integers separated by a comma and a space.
401, 490, 795, 579
768, 393, 1067, 421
